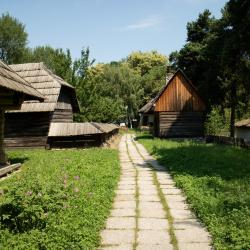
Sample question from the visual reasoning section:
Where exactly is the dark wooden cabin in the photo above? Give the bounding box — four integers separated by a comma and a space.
4, 62, 119, 148
139, 69, 206, 137
4, 62, 79, 148
0, 60, 44, 165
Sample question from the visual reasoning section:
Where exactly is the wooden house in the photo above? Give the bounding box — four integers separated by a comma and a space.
0, 60, 44, 165
4, 62, 119, 148
235, 119, 250, 142
139, 69, 206, 137
4, 62, 79, 148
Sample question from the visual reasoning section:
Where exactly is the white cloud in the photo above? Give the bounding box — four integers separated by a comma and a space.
123, 16, 163, 31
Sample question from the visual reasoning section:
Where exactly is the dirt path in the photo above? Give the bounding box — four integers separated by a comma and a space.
100, 134, 212, 250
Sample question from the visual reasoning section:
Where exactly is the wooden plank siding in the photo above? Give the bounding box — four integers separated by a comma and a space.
153, 70, 206, 137
4, 112, 51, 148
50, 109, 73, 123
155, 72, 205, 112
157, 112, 205, 137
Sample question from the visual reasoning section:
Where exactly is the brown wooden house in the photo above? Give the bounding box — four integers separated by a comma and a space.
4, 62, 79, 148
4, 62, 119, 148
0, 60, 44, 165
139, 69, 206, 137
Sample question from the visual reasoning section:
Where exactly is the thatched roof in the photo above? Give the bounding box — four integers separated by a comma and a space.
48, 122, 119, 137
235, 119, 250, 128
0, 60, 44, 101
8, 62, 79, 113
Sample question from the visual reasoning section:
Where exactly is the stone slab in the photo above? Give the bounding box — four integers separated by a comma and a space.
175, 228, 211, 243
101, 229, 134, 245
113, 201, 136, 209
137, 230, 171, 245
111, 208, 136, 217
137, 244, 173, 250
115, 194, 135, 201
139, 195, 160, 202
100, 245, 133, 250
138, 218, 169, 230
139, 207, 165, 218
178, 242, 212, 250
139, 201, 164, 210
106, 217, 136, 229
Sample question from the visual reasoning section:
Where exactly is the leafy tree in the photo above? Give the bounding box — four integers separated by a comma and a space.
0, 13, 28, 63
127, 50, 168, 76
23, 46, 73, 82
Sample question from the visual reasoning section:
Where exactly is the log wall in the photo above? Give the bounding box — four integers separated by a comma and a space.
50, 109, 73, 123
4, 112, 51, 148
157, 111, 205, 137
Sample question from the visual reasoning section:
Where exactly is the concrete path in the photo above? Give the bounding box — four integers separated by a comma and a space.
100, 134, 212, 250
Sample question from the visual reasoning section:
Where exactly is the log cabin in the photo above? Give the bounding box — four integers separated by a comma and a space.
4, 62, 79, 148
139, 69, 206, 137
0, 60, 44, 165
4, 62, 119, 148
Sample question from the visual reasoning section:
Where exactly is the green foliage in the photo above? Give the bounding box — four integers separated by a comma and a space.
170, 1, 250, 135
23, 46, 74, 82
137, 136, 250, 250
0, 148, 120, 249
205, 106, 229, 135
0, 13, 28, 64
127, 50, 168, 76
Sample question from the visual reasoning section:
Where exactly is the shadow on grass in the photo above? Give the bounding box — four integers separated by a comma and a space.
8, 156, 29, 165
138, 138, 250, 181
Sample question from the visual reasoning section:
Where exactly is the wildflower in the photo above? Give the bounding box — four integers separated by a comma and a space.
37, 192, 42, 197
74, 175, 80, 180
26, 191, 33, 196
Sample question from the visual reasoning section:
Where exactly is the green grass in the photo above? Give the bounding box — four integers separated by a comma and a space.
0, 148, 120, 249
136, 133, 250, 250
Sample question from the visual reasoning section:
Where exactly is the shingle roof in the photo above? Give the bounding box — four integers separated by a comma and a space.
0, 60, 44, 101
8, 62, 79, 113
48, 122, 119, 137
235, 119, 250, 128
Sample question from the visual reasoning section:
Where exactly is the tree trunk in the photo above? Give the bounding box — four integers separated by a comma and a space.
0, 109, 7, 166
230, 81, 236, 137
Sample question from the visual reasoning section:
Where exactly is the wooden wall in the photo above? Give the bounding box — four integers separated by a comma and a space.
4, 112, 51, 148
155, 72, 205, 112
50, 109, 73, 123
156, 111, 205, 137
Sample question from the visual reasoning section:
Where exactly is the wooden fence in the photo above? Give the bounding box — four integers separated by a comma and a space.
205, 135, 250, 149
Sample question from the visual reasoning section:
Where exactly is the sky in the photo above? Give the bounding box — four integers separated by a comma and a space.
0, 0, 228, 63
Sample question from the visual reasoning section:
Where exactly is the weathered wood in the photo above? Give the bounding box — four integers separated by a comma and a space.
155, 72, 206, 112
0, 163, 21, 177
4, 112, 51, 148
50, 109, 73, 123
0, 109, 7, 165
157, 111, 205, 137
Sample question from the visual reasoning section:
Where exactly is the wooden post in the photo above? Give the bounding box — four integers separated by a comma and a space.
0, 109, 7, 166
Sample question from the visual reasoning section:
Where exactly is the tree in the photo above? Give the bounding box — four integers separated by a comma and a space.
0, 13, 28, 64
127, 50, 168, 76
24, 46, 74, 82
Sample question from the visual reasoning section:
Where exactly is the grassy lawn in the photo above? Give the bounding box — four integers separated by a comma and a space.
0, 148, 120, 249
136, 133, 250, 250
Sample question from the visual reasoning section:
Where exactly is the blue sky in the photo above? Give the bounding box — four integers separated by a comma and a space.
0, 0, 228, 63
